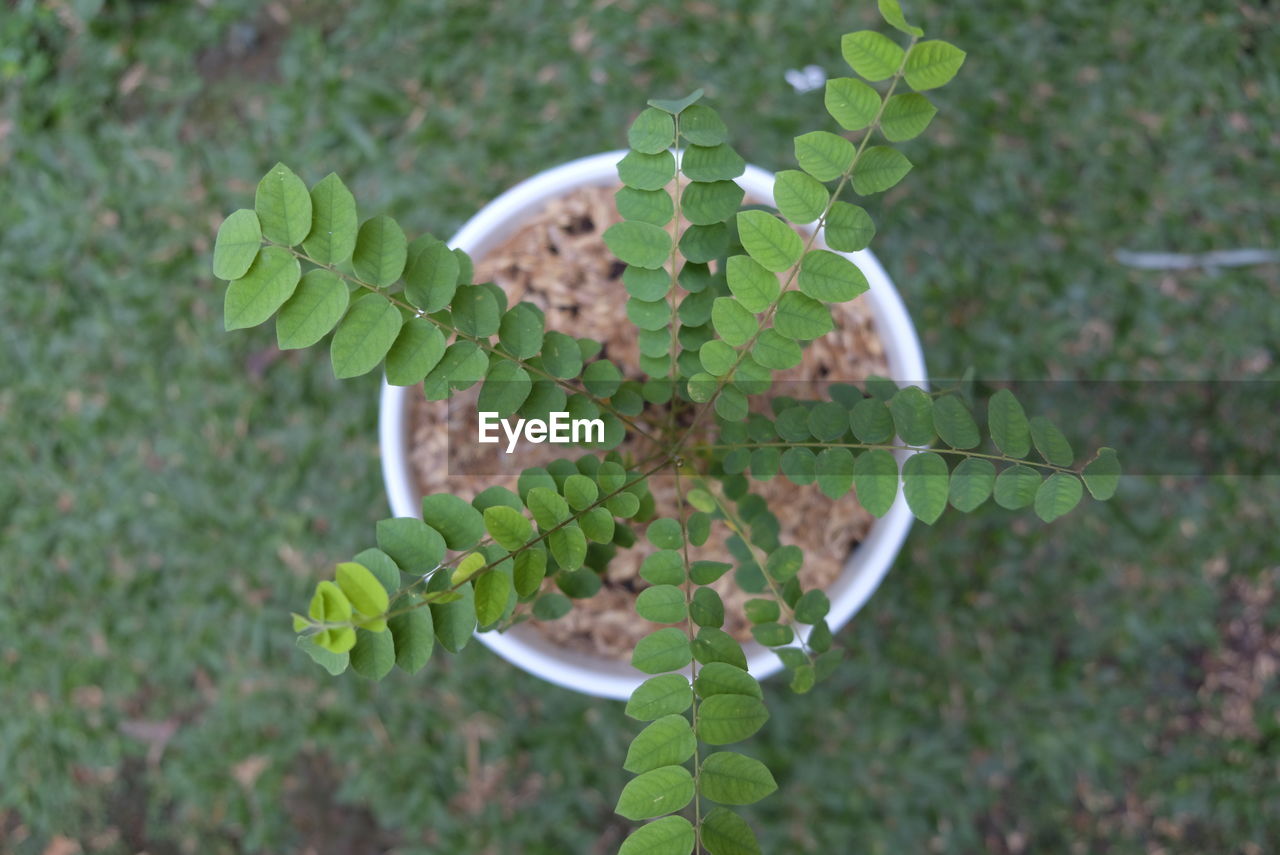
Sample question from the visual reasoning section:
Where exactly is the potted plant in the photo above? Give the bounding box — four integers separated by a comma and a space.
211, 4, 1121, 851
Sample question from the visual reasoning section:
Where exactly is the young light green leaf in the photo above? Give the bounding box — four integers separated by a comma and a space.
932, 394, 980, 449
633, 628, 693, 674
712, 298, 759, 347
841, 30, 906, 81
617, 187, 676, 227
330, 295, 403, 379
824, 201, 876, 252
513, 546, 548, 598
636, 584, 687, 624
682, 180, 745, 226
624, 714, 696, 774
948, 457, 996, 512
700, 752, 778, 805
702, 806, 763, 855
404, 235, 459, 311
276, 269, 349, 349
993, 464, 1041, 510
794, 131, 855, 182
773, 292, 832, 340
628, 107, 676, 154
422, 493, 485, 550
852, 147, 913, 195
604, 220, 674, 270
376, 517, 445, 573
349, 627, 395, 680
387, 606, 433, 674
474, 569, 511, 627
679, 103, 729, 146
1083, 447, 1121, 500
385, 318, 447, 385
880, 93, 938, 141
682, 143, 746, 182
483, 505, 532, 550
212, 208, 262, 280
618, 816, 696, 855
736, 210, 802, 273
902, 451, 949, 524
303, 172, 358, 264
549, 525, 588, 570
697, 694, 769, 745
853, 449, 899, 516
1029, 416, 1074, 466
255, 162, 312, 245
626, 674, 693, 721
1035, 472, 1084, 522
223, 246, 300, 331
450, 551, 486, 587
904, 39, 966, 91
618, 149, 677, 191
878, 0, 924, 37
988, 388, 1031, 458
824, 77, 881, 130
616, 765, 695, 820
772, 170, 829, 225
797, 249, 868, 302
336, 561, 390, 628
351, 215, 407, 287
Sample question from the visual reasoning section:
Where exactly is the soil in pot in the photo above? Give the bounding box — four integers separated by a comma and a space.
407, 183, 890, 659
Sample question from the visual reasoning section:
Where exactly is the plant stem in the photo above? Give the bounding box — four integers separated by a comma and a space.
672, 462, 703, 852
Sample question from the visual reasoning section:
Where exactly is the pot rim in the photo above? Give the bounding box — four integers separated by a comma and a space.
378, 150, 926, 700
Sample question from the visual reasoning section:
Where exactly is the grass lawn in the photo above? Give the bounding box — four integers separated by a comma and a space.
2, 1, 1277, 852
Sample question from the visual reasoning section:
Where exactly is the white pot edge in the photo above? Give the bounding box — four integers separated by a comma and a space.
378, 151, 926, 700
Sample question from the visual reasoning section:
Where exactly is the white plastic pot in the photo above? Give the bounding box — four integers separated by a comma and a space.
379, 151, 926, 700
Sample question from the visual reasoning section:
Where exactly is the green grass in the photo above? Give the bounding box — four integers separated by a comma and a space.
2, 1, 1277, 852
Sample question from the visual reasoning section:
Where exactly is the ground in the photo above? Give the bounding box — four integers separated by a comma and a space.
1, 1, 1277, 853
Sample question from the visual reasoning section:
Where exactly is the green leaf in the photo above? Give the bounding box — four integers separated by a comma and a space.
474, 569, 511, 627
255, 162, 312, 245
388, 607, 433, 674
648, 88, 704, 114
528, 487, 572, 529
1083, 447, 1121, 501
350, 627, 395, 680
993, 465, 1041, 510
933, 394, 979, 449
494, 304, 544, 363
540, 331, 584, 379
384, 318, 447, 385
352, 547, 401, 594
212, 208, 262, 280
888, 386, 934, 445
711, 298, 758, 347
852, 147, 913, 195
794, 131, 855, 182
336, 561, 390, 628
627, 674, 693, 720
1029, 416, 1074, 466
772, 170, 829, 225
795, 589, 830, 624
850, 397, 895, 443
814, 447, 854, 499
632, 628, 694, 675
693, 627, 748, 670
427, 574, 475, 652
699, 340, 737, 377
1035, 472, 1084, 522
450, 551, 486, 587
296, 636, 349, 676
723, 256, 777, 314
697, 694, 769, 745
451, 284, 502, 337
619, 816, 696, 855
736, 210, 802, 273
582, 360, 623, 398
376, 517, 446, 573
853, 449, 899, 516
478, 361, 532, 417
904, 39, 966, 91
636, 585, 687, 624
624, 715, 696, 774
682, 143, 746, 182
616, 765, 696, 820
764, 544, 802, 582
604, 220, 673, 270
404, 235, 459, 312
752, 329, 802, 370
617, 187, 675, 227
902, 451, 949, 524
302, 172, 358, 265
797, 249, 868, 302
824, 202, 876, 252
841, 30, 905, 81
700, 752, 778, 805
647, 518, 684, 550
276, 269, 349, 349
483, 506, 532, 550
878, 0, 924, 36
773, 292, 832, 340
715, 385, 749, 422
694, 662, 762, 699
619, 150, 677, 191
422, 493, 485, 550
682, 180, 744, 226
532, 591, 572, 620
629, 107, 676, 154
988, 389, 1031, 458
880, 93, 937, 141
513, 546, 548, 598
744, 598, 781, 626
224, 245, 301, 331
691, 587, 724, 628
702, 807, 763, 855
752, 621, 793, 648
330, 295, 403, 379
548, 525, 588, 570
824, 77, 881, 131
679, 103, 728, 146
948, 458, 996, 512
351, 215, 407, 287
